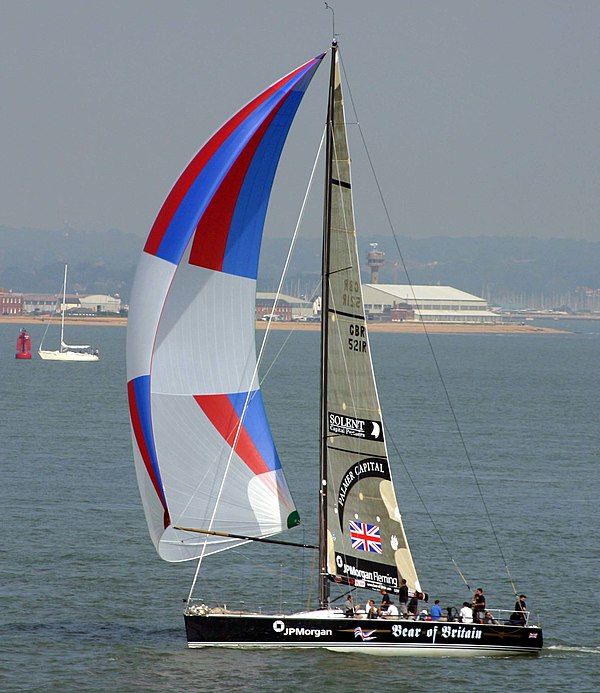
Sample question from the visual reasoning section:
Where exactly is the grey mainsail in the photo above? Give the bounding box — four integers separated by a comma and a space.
321, 46, 421, 599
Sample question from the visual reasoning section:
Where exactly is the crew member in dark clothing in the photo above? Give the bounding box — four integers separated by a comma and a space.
379, 589, 391, 614
510, 594, 527, 625
472, 587, 486, 623
407, 593, 419, 619
399, 579, 409, 616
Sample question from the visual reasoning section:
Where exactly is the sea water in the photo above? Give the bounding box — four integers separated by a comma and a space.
0, 319, 598, 692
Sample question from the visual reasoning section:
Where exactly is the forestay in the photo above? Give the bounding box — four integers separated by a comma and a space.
127, 54, 324, 562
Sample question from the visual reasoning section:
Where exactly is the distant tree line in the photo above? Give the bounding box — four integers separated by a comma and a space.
1, 226, 598, 310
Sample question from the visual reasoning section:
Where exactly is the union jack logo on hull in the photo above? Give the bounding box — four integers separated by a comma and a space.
349, 521, 382, 553
354, 626, 376, 641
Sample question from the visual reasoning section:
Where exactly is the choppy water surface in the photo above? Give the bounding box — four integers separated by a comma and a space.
1, 319, 598, 692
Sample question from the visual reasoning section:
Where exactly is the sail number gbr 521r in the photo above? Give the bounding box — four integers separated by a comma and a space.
348, 323, 367, 353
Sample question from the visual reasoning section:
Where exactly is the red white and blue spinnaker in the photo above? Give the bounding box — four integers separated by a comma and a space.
127, 54, 325, 562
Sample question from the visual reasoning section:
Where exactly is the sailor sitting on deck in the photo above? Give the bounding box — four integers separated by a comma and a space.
365, 599, 378, 619
459, 602, 474, 623
344, 595, 358, 617
381, 600, 399, 618
483, 611, 499, 624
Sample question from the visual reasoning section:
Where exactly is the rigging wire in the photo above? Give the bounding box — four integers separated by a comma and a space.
384, 431, 473, 592
339, 52, 519, 597
38, 283, 63, 350
189, 547, 317, 611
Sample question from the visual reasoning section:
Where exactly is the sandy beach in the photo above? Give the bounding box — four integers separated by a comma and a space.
0, 314, 570, 334
256, 321, 569, 334
0, 315, 129, 327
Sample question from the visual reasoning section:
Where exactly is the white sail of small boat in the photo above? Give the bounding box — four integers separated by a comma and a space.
127, 42, 542, 655
38, 264, 99, 362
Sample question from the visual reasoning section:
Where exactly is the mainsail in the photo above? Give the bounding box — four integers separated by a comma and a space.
127, 54, 325, 562
321, 47, 421, 596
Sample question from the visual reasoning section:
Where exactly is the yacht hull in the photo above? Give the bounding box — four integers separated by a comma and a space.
38, 349, 99, 362
184, 613, 542, 656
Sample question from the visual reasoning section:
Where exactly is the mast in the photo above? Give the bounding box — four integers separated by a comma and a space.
318, 39, 337, 609
60, 264, 68, 352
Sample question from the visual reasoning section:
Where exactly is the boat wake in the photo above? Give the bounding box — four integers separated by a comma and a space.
546, 644, 600, 656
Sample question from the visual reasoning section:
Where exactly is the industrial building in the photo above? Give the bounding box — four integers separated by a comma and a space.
362, 284, 500, 323
78, 294, 121, 314
22, 293, 121, 315
362, 243, 500, 323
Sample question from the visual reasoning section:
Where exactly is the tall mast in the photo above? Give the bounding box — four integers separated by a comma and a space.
60, 264, 68, 351
318, 39, 337, 609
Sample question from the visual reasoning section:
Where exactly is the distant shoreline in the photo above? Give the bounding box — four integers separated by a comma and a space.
255, 321, 570, 334
0, 315, 128, 327
0, 314, 571, 334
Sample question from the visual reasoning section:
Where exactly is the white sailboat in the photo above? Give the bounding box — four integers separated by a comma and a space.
126, 41, 542, 655
38, 264, 99, 362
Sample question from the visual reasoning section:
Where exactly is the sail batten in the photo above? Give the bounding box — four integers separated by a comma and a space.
127, 53, 324, 562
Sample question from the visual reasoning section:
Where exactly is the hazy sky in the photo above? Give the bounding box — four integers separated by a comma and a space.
2, 0, 599, 241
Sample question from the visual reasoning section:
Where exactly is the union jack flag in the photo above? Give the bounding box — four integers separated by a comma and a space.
349, 521, 382, 553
